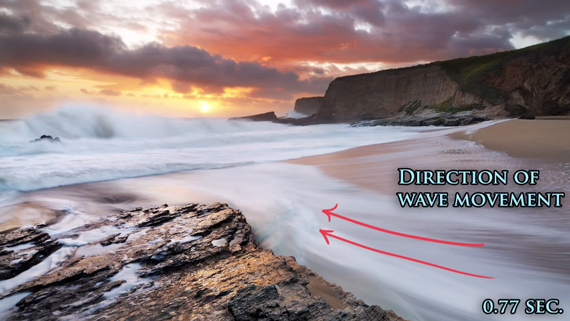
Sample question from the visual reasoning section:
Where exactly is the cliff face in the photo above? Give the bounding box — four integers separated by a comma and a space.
317, 65, 484, 122
294, 97, 324, 116
0, 203, 405, 321
313, 36, 570, 123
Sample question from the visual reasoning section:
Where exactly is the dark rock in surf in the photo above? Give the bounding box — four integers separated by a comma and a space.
29, 135, 61, 143
294, 97, 324, 116
351, 111, 489, 127
231, 111, 321, 126
230, 111, 279, 122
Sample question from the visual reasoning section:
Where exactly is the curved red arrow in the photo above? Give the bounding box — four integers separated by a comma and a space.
319, 229, 493, 279
323, 204, 484, 247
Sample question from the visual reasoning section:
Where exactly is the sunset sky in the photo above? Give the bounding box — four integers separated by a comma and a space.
0, 0, 569, 118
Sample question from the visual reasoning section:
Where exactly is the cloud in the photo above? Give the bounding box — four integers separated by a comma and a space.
0, 83, 39, 97
0, 0, 568, 111
2, 0, 568, 68
99, 89, 121, 96
0, 13, 30, 34
157, 0, 569, 65
18, 85, 39, 91
0, 83, 17, 95
0, 27, 329, 98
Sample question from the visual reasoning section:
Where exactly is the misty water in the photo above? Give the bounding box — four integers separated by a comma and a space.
0, 106, 569, 321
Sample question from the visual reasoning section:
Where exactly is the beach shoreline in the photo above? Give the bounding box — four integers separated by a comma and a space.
2, 119, 569, 321
286, 119, 570, 194
451, 119, 570, 162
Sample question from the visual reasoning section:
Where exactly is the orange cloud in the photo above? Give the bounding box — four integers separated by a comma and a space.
0, 0, 568, 119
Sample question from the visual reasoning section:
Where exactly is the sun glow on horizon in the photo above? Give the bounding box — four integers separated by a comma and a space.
199, 101, 211, 113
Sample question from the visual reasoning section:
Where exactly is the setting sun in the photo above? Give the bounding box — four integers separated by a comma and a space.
199, 101, 211, 113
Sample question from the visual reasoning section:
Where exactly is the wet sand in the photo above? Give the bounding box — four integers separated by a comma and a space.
287, 119, 570, 194
286, 118, 570, 278
451, 119, 570, 162
286, 131, 479, 195
286, 138, 425, 194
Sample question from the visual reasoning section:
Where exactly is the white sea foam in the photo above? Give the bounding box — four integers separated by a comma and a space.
7, 243, 35, 252
132, 162, 569, 321
211, 238, 227, 247
104, 263, 146, 300
57, 225, 128, 247
0, 292, 31, 317
283, 110, 312, 118
0, 247, 75, 295
0, 105, 448, 192
1, 106, 556, 321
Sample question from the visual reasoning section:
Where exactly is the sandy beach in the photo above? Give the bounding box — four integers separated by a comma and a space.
452, 119, 570, 162
288, 119, 570, 194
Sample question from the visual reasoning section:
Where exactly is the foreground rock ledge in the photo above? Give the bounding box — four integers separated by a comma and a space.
0, 203, 405, 320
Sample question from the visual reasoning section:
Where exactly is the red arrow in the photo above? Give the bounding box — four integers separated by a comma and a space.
323, 204, 484, 247
319, 229, 493, 279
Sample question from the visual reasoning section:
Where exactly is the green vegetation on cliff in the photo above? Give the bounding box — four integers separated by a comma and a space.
312, 35, 570, 123
436, 35, 570, 104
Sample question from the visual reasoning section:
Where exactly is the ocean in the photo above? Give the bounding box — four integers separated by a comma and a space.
0, 106, 569, 321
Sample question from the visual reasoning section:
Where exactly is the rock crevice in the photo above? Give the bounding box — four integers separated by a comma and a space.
0, 203, 405, 321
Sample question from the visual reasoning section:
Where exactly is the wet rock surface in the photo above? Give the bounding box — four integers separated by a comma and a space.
294, 97, 324, 116
29, 135, 61, 143
351, 111, 489, 127
0, 203, 405, 320
230, 112, 280, 122
0, 228, 61, 280
230, 112, 320, 126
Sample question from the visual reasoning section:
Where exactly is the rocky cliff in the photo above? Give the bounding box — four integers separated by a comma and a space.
0, 203, 404, 321
294, 97, 324, 116
311, 36, 570, 123
230, 112, 319, 125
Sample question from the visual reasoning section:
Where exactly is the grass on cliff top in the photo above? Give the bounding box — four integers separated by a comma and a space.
332, 35, 570, 107
435, 36, 570, 104
430, 98, 485, 113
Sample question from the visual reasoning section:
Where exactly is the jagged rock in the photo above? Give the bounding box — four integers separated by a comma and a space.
294, 97, 324, 116
351, 111, 489, 127
0, 227, 61, 280
230, 112, 280, 122
29, 135, 61, 143
230, 111, 321, 126
300, 36, 570, 124
0, 203, 405, 321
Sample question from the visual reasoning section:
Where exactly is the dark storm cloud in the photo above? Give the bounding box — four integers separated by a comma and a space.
0, 13, 30, 34
0, 29, 125, 70
293, 0, 385, 26
446, 0, 570, 39
0, 27, 327, 97
160, 0, 568, 65
0, 0, 568, 102
293, 0, 370, 10
0, 0, 125, 35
